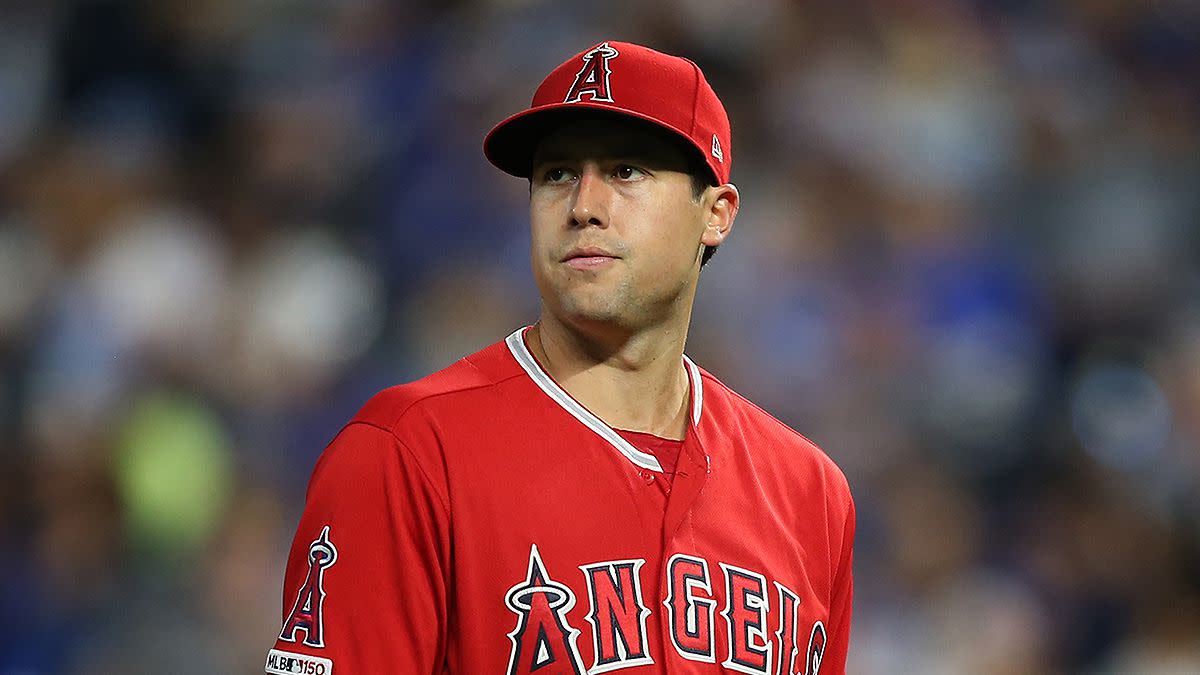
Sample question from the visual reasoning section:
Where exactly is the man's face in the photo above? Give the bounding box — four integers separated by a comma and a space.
529, 118, 721, 332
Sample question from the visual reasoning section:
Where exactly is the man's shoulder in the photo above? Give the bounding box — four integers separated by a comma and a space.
698, 367, 817, 448
351, 335, 524, 432
698, 366, 850, 491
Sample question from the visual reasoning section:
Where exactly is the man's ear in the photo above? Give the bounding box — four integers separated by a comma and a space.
701, 183, 739, 248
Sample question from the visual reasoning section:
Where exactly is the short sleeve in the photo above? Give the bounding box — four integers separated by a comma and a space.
822, 496, 856, 675
266, 421, 451, 674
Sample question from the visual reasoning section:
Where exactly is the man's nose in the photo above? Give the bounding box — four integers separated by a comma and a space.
570, 166, 609, 228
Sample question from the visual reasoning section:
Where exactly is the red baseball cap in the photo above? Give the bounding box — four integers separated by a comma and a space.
484, 41, 732, 185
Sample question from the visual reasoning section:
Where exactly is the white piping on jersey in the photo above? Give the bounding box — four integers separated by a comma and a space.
505, 327, 706, 474
684, 355, 703, 427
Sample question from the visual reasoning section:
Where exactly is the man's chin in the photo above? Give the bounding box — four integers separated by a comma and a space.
554, 297, 635, 330
562, 306, 627, 327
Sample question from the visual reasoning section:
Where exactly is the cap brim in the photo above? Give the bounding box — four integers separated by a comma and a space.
483, 102, 710, 181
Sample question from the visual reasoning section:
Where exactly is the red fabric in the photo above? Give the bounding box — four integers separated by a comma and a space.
616, 428, 685, 477
268, 333, 854, 674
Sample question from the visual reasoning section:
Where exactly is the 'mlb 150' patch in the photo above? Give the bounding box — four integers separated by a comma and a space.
265, 649, 333, 674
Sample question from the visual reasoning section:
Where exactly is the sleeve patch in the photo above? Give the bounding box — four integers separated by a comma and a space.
265, 649, 334, 674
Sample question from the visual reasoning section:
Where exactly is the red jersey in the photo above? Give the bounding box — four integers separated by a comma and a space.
266, 328, 855, 674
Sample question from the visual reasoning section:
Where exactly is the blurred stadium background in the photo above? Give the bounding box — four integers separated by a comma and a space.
0, 1, 1198, 673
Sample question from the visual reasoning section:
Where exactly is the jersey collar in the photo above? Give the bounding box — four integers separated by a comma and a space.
505, 327, 704, 473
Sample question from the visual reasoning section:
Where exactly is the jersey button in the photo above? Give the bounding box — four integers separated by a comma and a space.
641, 471, 656, 485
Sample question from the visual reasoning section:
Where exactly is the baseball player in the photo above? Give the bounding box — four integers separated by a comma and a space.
266, 41, 854, 675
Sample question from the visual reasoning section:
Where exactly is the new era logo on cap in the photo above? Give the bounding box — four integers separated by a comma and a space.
483, 40, 733, 185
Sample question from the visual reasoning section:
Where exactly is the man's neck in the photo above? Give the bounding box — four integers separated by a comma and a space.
527, 316, 691, 441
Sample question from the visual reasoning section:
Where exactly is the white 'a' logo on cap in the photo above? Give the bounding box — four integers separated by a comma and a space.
711, 134, 724, 163
564, 42, 619, 103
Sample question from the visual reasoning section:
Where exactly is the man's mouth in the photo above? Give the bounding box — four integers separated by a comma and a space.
562, 247, 619, 269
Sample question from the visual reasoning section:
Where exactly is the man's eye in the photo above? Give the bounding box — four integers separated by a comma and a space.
614, 165, 645, 180
543, 168, 574, 183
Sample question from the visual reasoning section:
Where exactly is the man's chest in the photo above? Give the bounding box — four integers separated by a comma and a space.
439, 435, 835, 673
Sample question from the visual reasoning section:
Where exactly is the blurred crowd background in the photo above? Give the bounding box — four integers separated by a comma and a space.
0, 0, 1197, 673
